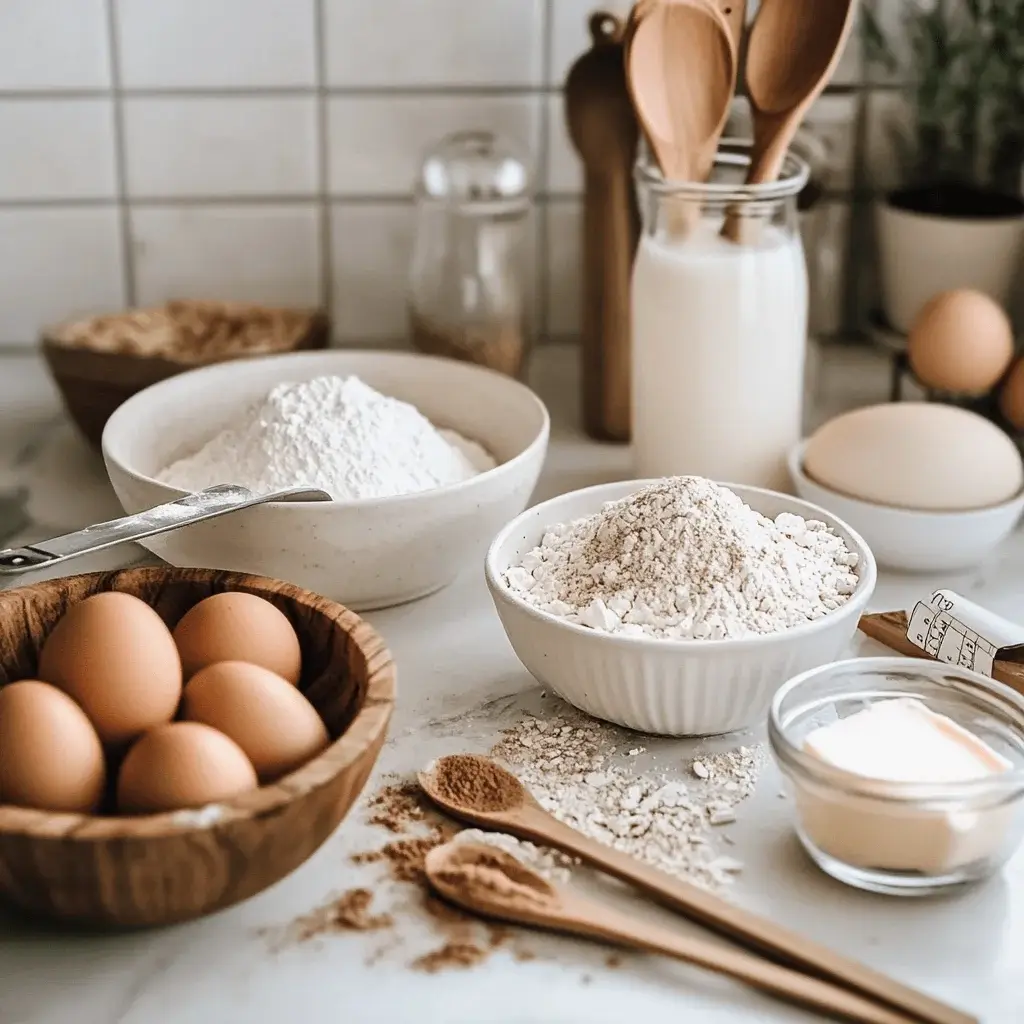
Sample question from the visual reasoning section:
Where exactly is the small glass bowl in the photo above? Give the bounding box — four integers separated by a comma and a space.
769, 657, 1024, 896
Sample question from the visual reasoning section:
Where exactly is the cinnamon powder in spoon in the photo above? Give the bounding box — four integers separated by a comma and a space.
434, 846, 554, 911
426, 753, 524, 812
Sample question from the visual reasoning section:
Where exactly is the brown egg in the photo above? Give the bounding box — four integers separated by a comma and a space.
38, 592, 182, 748
999, 357, 1024, 432
908, 289, 1014, 396
173, 592, 302, 684
182, 661, 329, 782
117, 721, 257, 814
0, 680, 106, 812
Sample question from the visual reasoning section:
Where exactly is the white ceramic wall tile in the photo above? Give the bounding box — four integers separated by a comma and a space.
330, 205, 415, 342
0, 0, 111, 90
864, 89, 911, 192
548, 0, 631, 87
131, 205, 320, 307
329, 96, 541, 198
115, 0, 316, 88
0, 208, 124, 344
545, 200, 582, 339
802, 200, 851, 338
325, 0, 544, 87
123, 98, 317, 198
0, 100, 117, 200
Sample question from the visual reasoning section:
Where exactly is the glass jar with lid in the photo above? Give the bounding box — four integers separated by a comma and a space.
409, 130, 534, 379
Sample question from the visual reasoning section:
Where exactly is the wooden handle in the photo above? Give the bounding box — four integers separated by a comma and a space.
515, 810, 975, 1024
581, 168, 635, 442
859, 611, 1024, 696
560, 894, 918, 1024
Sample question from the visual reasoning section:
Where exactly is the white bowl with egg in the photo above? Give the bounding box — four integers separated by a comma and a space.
788, 403, 1024, 573
485, 480, 876, 737
102, 351, 549, 610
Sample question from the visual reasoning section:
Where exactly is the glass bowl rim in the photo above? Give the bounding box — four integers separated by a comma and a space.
768, 656, 1024, 803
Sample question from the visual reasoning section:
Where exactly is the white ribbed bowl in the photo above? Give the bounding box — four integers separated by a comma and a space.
485, 480, 877, 737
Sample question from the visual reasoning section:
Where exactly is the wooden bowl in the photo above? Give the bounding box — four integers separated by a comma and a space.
0, 566, 395, 929
41, 303, 331, 449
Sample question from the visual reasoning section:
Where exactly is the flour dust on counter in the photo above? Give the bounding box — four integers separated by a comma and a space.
157, 375, 495, 501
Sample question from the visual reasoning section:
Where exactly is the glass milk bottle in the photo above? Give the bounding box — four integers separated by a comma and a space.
631, 141, 810, 492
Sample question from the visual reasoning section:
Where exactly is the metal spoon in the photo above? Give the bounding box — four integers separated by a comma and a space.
0, 484, 331, 576
722, 0, 856, 241
426, 841, 915, 1024
417, 755, 972, 1024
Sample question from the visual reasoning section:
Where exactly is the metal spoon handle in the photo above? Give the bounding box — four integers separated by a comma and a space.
0, 484, 330, 576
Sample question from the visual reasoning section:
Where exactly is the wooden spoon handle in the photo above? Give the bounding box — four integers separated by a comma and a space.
581, 168, 635, 442
515, 810, 974, 1024
558, 894, 918, 1024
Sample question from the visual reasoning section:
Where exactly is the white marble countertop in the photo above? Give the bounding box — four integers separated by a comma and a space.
0, 343, 1022, 1024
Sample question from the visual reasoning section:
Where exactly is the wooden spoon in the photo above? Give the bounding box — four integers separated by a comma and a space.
721, 0, 856, 242
626, 0, 737, 187
418, 755, 975, 1024
564, 10, 638, 443
625, 1, 747, 73
427, 841, 916, 1024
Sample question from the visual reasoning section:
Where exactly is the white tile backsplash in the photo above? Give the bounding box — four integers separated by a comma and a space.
0, 0, 894, 346
331, 204, 415, 342
0, 0, 111, 91
0, 208, 125, 344
325, 0, 545, 87
131, 205, 321, 306
0, 100, 117, 200
545, 200, 582, 339
115, 0, 317, 88
329, 95, 542, 197
123, 97, 318, 197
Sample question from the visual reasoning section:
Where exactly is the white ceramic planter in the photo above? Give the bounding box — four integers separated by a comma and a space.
876, 199, 1024, 334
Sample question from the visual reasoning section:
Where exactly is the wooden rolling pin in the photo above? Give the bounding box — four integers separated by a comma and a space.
858, 610, 1024, 697
564, 12, 639, 443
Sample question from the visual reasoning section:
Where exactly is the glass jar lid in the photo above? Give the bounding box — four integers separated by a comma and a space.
416, 130, 532, 212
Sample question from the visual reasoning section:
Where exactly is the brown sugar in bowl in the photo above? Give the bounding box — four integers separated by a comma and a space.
0, 566, 395, 929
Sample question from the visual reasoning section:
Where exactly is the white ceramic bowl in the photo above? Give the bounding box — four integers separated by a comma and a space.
485, 480, 877, 736
788, 441, 1024, 573
103, 350, 549, 610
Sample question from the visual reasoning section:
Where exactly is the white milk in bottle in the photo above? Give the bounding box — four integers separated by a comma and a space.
631, 147, 810, 491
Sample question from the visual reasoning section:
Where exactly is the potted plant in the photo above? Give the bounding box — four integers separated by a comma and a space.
864, 0, 1024, 334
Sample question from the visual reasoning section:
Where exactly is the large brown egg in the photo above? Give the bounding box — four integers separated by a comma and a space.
908, 289, 1013, 396
0, 680, 106, 812
182, 661, 329, 782
38, 592, 182, 747
999, 357, 1024, 432
117, 721, 258, 814
173, 592, 301, 684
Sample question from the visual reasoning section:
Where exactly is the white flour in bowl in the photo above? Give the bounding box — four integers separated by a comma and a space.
157, 375, 496, 500
503, 476, 859, 640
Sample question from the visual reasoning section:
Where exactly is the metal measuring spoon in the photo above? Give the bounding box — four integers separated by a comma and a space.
0, 484, 331, 576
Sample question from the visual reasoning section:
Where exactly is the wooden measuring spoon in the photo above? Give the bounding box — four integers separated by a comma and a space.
625, 0, 737, 186
418, 755, 974, 1024
721, 0, 856, 242
564, 10, 638, 443
427, 842, 915, 1024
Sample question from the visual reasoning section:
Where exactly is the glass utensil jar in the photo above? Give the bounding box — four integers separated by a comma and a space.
409, 130, 533, 380
631, 141, 810, 491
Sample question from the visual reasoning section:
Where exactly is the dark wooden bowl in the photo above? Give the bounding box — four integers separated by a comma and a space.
41, 307, 331, 449
0, 566, 395, 929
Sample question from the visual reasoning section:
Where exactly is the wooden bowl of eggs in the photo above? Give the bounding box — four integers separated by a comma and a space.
0, 566, 395, 928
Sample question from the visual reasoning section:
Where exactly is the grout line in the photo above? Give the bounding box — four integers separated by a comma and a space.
313, 0, 333, 322
103, 0, 136, 306
535, 0, 555, 344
